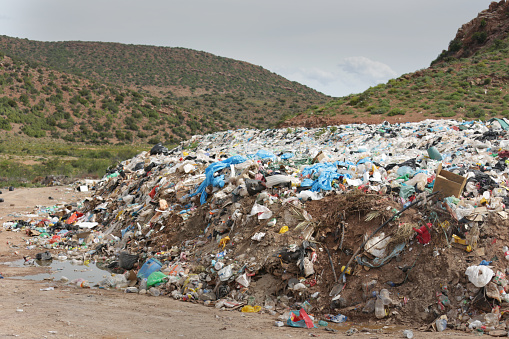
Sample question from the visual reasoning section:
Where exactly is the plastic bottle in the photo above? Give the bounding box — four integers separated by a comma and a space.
435, 318, 447, 332
438, 294, 451, 307
375, 296, 385, 319
139, 278, 148, 291
149, 287, 161, 297
380, 289, 391, 305
503, 246, 509, 260
78, 280, 90, 288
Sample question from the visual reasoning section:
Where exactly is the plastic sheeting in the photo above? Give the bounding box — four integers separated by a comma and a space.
189, 155, 247, 204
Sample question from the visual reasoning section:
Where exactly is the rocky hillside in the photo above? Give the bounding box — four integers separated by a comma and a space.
282, 0, 509, 128
434, 1, 509, 62
0, 36, 329, 133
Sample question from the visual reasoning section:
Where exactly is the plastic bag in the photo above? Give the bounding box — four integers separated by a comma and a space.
364, 233, 391, 258
287, 308, 315, 328
112, 274, 128, 289
218, 264, 233, 281
189, 155, 247, 204
236, 273, 250, 287
251, 232, 266, 241
397, 166, 415, 177
150, 143, 168, 155
119, 252, 138, 270
249, 203, 272, 220
300, 162, 340, 192
413, 225, 431, 245
147, 271, 168, 287
241, 305, 261, 313
255, 150, 276, 159
296, 190, 323, 201
325, 313, 347, 323
465, 265, 494, 287
399, 184, 415, 199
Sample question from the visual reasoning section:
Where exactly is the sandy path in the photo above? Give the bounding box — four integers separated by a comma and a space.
0, 187, 475, 339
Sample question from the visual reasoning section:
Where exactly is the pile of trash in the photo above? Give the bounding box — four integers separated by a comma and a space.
5, 118, 509, 334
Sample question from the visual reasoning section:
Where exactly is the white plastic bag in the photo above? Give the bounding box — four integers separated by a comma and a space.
364, 233, 391, 258
249, 203, 272, 220
465, 265, 494, 287
296, 190, 323, 201
218, 265, 233, 281
251, 232, 266, 241
235, 273, 250, 287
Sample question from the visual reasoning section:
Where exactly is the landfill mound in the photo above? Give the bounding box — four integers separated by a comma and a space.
6, 118, 509, 334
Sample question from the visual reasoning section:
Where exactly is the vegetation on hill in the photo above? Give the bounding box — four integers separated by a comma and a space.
0, 36, 329, 135
0, 54, 210, 144
282, 1, 509, 127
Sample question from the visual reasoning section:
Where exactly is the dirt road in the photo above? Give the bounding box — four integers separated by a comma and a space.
0, 187, 477, 339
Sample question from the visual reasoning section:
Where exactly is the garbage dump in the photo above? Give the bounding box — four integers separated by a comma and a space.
5, 118, 509, 335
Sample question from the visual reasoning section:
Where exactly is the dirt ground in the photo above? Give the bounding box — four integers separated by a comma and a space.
0, 187, 483, 338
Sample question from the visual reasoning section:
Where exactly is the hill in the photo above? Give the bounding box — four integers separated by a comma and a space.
282, 0, 509, 128
0, 54, 205, 144
0, 36, 329, 132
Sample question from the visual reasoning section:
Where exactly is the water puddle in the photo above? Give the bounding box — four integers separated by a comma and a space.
7, 259, 113, 284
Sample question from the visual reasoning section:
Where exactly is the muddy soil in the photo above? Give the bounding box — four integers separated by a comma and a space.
0, 186, 479, 338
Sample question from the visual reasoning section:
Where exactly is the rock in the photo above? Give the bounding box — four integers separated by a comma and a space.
488, 329, 507, 337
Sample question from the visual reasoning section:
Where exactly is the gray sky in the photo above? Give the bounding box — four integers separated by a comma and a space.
0, 0, 495, 97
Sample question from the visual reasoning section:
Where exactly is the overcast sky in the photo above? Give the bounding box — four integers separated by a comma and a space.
0, 0, 495, 97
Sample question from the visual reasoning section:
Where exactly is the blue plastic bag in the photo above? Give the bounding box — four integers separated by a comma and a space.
255, 150, 276, 159
189, 156, 247, 204
301, 162, 340, 192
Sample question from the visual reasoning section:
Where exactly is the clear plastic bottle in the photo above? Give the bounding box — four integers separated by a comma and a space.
380, 289, 391, 305
375, 296, 385, 319
139, 278, 148, 291
503, 246, 509, 260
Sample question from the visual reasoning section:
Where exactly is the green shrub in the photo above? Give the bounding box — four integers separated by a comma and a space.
370, 107, 387, 115
439, 111, 456, 117
465, 105, 485, 119
473, 31, 488, 44
387, 108, 405, 116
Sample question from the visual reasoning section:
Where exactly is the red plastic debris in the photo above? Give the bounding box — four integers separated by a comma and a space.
413, 224, 431, 244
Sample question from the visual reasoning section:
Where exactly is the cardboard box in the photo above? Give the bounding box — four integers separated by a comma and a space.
432, 163, 467, 198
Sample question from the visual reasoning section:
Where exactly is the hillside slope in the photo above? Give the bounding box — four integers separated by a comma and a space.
0, 36, 329, 130
282, 0, 509, 128
0, 54, 228, 144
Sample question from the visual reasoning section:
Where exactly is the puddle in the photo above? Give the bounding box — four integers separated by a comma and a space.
8, 259, 114, 285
